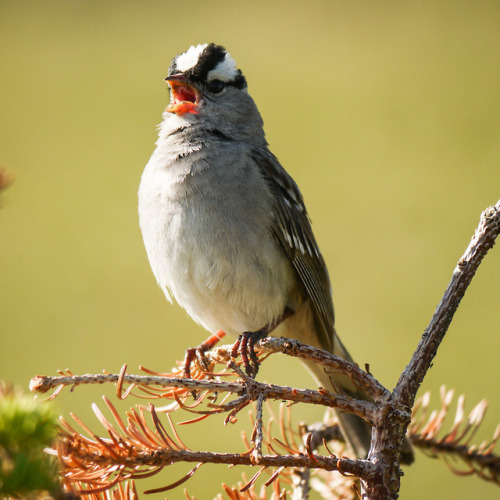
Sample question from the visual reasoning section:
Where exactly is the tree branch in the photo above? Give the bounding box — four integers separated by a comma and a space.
29, 200, 500, 499
364, 199, 500, 500
259, 337, 391, 403
394, 199, 500, 408
31, 365, 377, 424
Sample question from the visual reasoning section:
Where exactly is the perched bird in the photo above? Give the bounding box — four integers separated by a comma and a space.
138, 43, 412, 462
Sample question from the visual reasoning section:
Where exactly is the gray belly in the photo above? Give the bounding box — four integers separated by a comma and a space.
139, 154, 297, 335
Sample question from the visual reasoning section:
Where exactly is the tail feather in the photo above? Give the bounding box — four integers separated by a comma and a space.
301, 333, 414, 464
277, 301, 414, 463
302, 355, 373, 459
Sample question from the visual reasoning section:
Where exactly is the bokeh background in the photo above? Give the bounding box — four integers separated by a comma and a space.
1, 1, 499, 498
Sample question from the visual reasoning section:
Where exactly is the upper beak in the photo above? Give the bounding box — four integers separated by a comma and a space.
165, 73, 189, 84
165, 74, 199, 115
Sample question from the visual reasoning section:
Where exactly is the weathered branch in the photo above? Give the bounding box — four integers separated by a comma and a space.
31, 364, 377, 424
394, 199, 500, 408
61, 445, 372, 477
364, 199, 500, 500
54, 396, 373, 496
259, 337, 391, 403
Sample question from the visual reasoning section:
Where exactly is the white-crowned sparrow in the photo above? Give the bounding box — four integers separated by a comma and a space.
138, 43, 413, 462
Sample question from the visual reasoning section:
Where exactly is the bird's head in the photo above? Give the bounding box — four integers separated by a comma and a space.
164, 43, 264, 139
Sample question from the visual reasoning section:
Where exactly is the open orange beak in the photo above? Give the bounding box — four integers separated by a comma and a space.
165, 74, 199, 115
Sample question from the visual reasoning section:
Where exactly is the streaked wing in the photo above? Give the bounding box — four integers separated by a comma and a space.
252, 150, 335, 352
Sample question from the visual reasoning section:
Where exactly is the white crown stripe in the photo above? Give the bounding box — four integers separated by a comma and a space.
175, 44, 208, 73
207, 54, 239, 82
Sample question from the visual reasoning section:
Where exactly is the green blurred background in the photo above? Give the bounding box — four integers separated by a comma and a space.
1, 1, 499, 498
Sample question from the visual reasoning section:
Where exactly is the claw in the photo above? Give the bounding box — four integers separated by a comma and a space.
183, 347, 197, 379
182, 330, 226, 379
232, 330, 266, 378
230, 310, 294, 378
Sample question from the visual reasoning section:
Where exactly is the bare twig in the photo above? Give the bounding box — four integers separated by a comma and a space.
251, 394, 265, 464
394, 199, 500, 408
258, 337, 390, 403
31, 368, 377, 424
363, 199, 500, 500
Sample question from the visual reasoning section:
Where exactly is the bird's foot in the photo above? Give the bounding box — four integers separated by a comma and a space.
231, 310, 294, 378
182, 330, 226, 379
231, 329, 267, 378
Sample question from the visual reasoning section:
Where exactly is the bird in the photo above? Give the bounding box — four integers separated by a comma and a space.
138, 43, 413, 462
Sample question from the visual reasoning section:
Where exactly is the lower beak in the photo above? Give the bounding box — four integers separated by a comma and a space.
165, 74, 199, 115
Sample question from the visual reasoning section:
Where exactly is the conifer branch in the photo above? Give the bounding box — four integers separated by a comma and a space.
409, 386, 500, 485
28, 200, 500, 499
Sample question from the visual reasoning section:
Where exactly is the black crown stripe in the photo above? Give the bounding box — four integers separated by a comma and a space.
169, 44, 247, 90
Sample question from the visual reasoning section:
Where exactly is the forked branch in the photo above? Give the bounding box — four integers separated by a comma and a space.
395, 200, 500, 408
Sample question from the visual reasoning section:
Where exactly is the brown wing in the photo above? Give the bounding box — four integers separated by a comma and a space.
252, 150, 335, 352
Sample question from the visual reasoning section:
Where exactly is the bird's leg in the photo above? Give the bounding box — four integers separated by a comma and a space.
232, 308, 293, 378
232, 328, 267, 378
183, 330, 226, 378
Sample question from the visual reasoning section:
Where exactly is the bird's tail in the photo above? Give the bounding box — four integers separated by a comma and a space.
301, 348, 373, 459
278, 302, 414, 463
301, 328, 414, 464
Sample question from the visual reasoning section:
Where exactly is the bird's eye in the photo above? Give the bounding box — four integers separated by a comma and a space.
207, 79, 226, 94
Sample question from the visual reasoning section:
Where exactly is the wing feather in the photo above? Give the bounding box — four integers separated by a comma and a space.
252, 150, 335, 352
